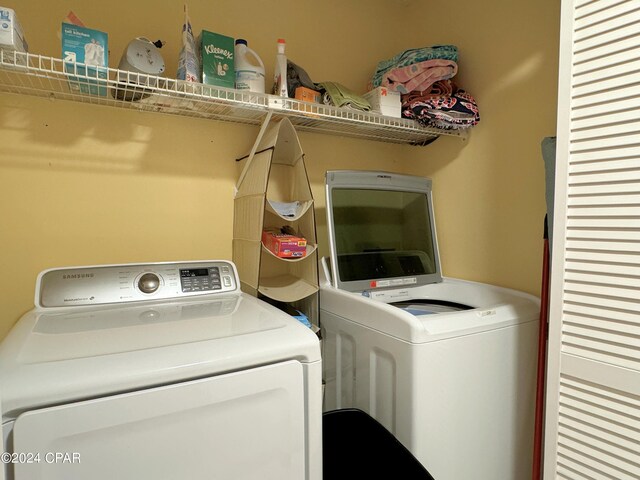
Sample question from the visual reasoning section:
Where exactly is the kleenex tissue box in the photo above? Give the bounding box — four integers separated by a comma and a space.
199, 30, 234, 89
62, 23, 108, 96
363, 87, 401, 118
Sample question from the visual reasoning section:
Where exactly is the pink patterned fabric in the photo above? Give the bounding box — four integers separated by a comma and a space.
401, 80, 480, 130
380, 59, 458, 94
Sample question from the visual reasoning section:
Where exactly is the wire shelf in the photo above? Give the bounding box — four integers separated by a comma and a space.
0, 51, 466, 145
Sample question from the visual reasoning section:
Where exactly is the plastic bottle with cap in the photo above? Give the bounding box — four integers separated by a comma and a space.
234, 39, 265, 93
272, 38, 288, 97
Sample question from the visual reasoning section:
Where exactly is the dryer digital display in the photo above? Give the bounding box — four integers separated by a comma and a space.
180, 268, 210, 278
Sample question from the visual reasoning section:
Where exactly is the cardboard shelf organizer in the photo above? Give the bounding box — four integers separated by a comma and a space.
233, 118, 319, 321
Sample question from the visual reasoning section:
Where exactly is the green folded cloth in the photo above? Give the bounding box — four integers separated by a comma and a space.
316, 82, 371, 111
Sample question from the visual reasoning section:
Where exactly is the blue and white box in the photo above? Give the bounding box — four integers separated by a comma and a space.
0, 7, 28, 65
62, 23, 108, 96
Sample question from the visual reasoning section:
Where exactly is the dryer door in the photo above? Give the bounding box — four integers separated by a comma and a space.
10, 360, 306, 480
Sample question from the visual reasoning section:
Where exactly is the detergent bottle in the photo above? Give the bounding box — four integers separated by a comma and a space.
272, 38, 288, 97
234, 39, 265, 93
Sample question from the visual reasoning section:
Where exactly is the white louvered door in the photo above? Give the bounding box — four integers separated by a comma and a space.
544, 1, 640, 479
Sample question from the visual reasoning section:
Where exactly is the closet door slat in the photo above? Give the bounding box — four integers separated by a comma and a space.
546, 1, 640, 475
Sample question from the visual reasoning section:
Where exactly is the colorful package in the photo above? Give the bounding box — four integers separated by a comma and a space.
262, 230, 307, 258
61, 23, 108, 96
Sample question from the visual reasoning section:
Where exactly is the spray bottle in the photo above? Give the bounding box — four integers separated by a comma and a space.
272, 38, 288, 97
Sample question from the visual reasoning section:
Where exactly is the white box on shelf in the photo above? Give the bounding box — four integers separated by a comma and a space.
363, 86, 401, 118
0, 6, 27, 66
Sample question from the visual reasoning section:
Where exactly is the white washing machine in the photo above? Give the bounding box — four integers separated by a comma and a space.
0, 260, 322, 480
321, 170, 540, 480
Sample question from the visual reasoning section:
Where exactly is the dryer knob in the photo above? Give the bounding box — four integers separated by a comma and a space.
138, 273, 160, 294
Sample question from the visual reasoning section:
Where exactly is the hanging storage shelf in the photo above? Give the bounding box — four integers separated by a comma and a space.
261, 243, 318, 262
257, 275, 318, 304
233, 118, 319, 320
0, 51, 466, 145
265, 199, 314, 221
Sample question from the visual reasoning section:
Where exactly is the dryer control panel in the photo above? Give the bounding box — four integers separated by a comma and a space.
36, 261, 239, 308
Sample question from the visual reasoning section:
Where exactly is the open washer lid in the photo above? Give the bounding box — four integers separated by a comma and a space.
0, 261, 320, 418
325, 170, 442, 293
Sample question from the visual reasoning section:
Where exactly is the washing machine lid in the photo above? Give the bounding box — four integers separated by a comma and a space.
325, 170, 443, 293
0, 261, 320, 417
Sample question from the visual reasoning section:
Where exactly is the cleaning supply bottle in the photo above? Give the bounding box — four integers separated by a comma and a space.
234, 39, 265, 93
272, 38, 288, 97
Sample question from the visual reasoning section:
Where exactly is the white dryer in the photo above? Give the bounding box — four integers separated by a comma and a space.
321, 170, 540, 480
0, 260, 322, 480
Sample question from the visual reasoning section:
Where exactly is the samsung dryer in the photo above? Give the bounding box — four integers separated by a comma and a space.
321, 170, 540, 480
0, 260, 322, 480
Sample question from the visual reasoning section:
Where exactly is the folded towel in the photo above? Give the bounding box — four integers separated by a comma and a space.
402, 79, 457, 102
316, 82, 371, 111
402, 81, 479, 130
381, 59, 458, 94
420, 78, 455, 97
414, 107, 478, 130
372, 45, 458, 88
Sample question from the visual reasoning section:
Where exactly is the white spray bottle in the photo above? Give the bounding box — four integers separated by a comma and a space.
272, 38, 288, 97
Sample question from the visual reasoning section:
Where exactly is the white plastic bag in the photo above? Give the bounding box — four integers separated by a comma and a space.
176, 4, 199, 82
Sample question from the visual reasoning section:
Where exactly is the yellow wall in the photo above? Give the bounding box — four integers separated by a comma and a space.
400, 1, 560, 294
0, 0, 559, 339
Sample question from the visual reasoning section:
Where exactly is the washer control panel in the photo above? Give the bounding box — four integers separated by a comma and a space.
37, 261, 239, 308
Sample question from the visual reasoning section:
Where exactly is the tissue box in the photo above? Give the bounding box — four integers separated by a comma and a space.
199, 30, 234, 89
0, 7, 28, 64
61, 23, 108, 96
262, 230, 307, 258
363, 86, 402, 118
